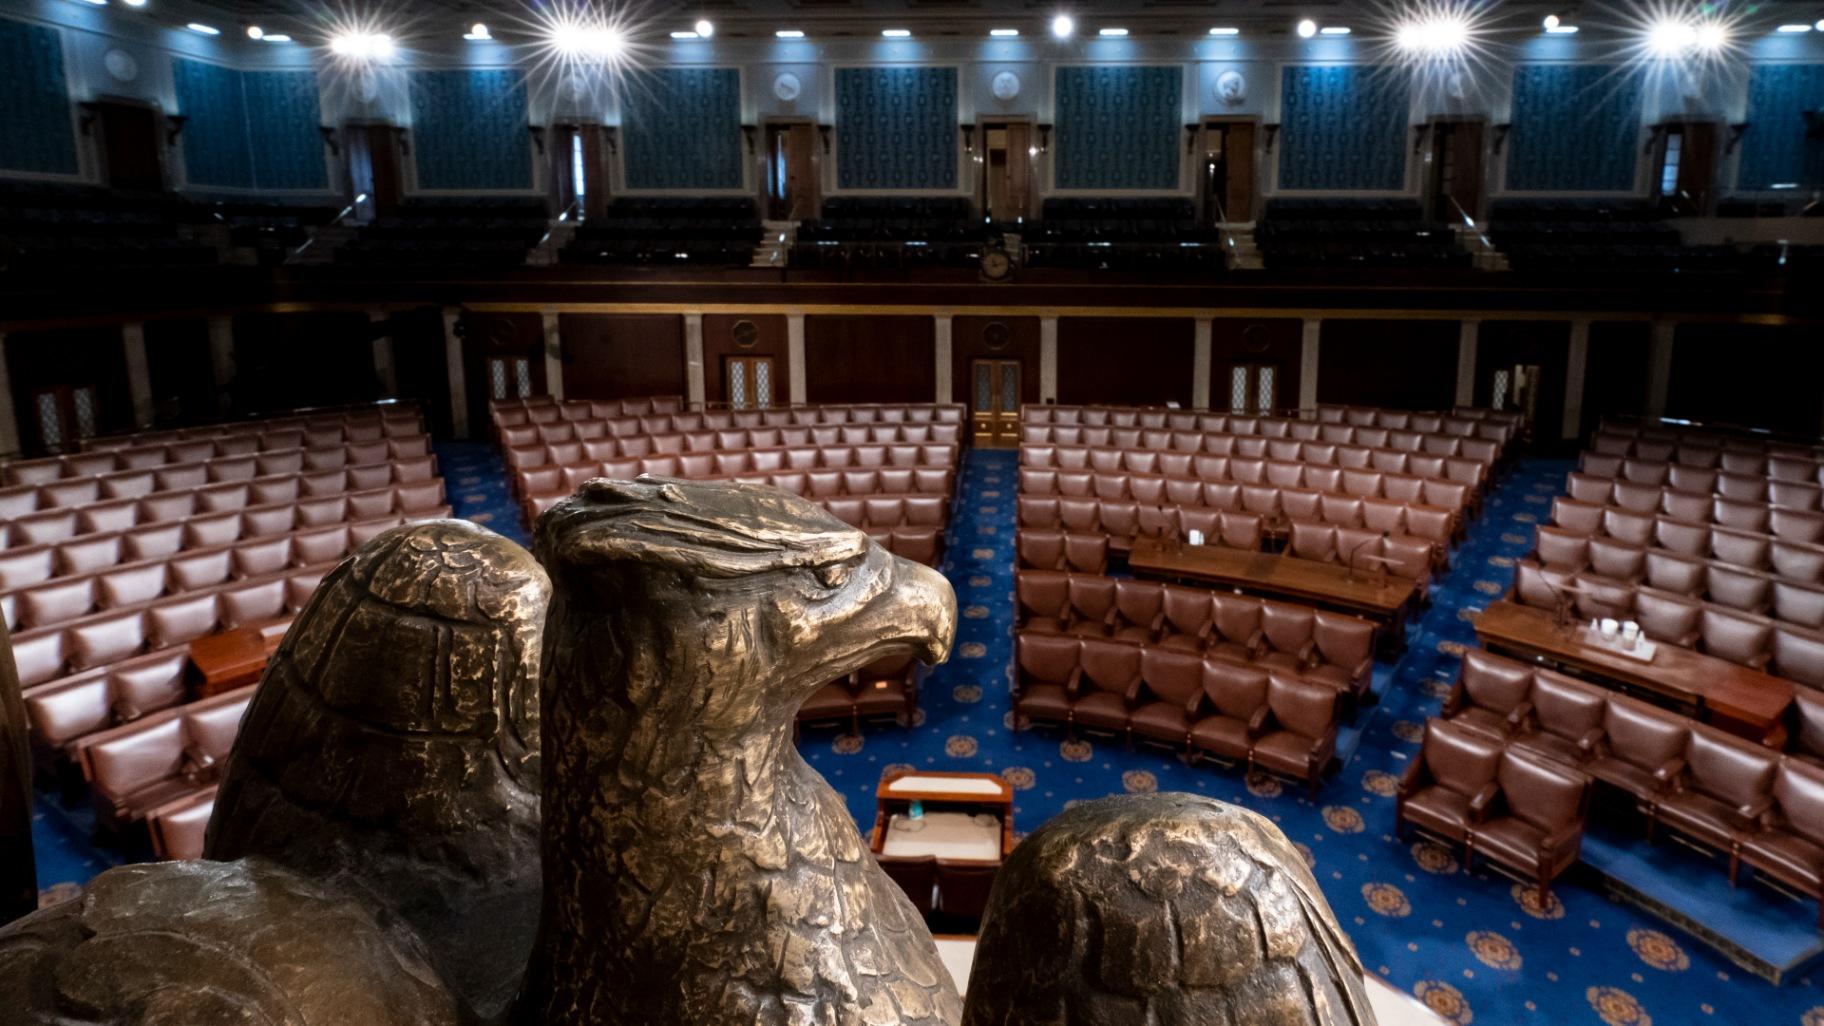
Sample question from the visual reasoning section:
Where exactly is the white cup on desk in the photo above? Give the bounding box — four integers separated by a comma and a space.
1621, 621, 1641, 649
1599, 618, 1619, 639
1186, 529, 1205, 547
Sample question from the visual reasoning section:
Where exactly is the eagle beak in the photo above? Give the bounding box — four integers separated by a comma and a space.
899, 557, 957, 666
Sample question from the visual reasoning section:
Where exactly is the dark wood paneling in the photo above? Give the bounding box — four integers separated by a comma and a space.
1582, 321, 1651, 441
459, 311, 544, 437
390, 307, 454, 438
558, 313, 686, 402
1057, 317, 1195, 407
953, 315, 1041, 410
1669, 323, 1824, 437
230, 312, 376, 418
1316, 320, 1459, 410
4, 327, 134, 454
702, 313, 787, 406
144, 318, 215, 427
1476, 320, 1570, 451
1209, 318, 1302, 412
804, 315, 935, 403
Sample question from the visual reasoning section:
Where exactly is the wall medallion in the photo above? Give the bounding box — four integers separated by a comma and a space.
991, 71, 1021, 102
733, 320, 759, 349
773, 73, 803, 102
104, 49, 140, 84
983, 322, 1010, 352
1215, 70, 1247, 107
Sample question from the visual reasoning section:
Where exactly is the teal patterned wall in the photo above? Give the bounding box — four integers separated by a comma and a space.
0, 17, 78, 175
244, 70, 327, 190
1506, 64, 1641, 191
1278, 65, 1409, 191
410, 69, 532, 191
835, 66, 957, 190
1738, 63, 1824, 190
1054, 66, 1182, 190
174, 58, 255, 189
622, 67, 743, 190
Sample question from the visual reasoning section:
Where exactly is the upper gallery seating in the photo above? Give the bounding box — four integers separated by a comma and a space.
335, 197, 549, 268
0, 181, 218, 271
793, 197, 987, 270
1257, 199, 1469, 270
206, 198, 340, 266
1021, 198, 1224, 272
1489, 199, 1754, 274
562, 198, 761, 267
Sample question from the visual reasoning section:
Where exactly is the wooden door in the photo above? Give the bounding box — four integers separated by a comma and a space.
1200, 121, 1257, 225
767, 124, 818, 221
970, 360, 1022, 446
30, 384, 101, 454
1221, 363, 1280, 415
726, 355, 777, 409
983, 123, 1033, 222
345, 124, 402, 218
1428, 119, 1485, 223
1660, 121, 1719, 214
95, 101, 163, 191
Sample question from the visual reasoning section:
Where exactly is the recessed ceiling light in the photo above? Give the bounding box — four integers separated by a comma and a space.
121, 0, 148, 6
694, 19, 714, 38
990, 28, 1020, 37
1209, 27, 1240, 36
1296, 18, 1318, 38
73, 0, 107, 6
882, 28, 911, 37
1543, 14, 1560, 30
331, 31, 395, 58
463, 22, 491, 40
1319, 26, 1351, 35
246, 25, 264, 39
262, 33, 291, 42
775, 29, 804, 38
671, 30, 699, 38
1051, 14, 1075, 39
1776, 23, 1813, 33
1098, 27, 1128, 37
1545, 23, 1579, 34
186, 22, 219, 34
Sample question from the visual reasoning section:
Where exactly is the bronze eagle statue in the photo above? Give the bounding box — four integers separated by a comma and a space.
0, 478, 1376, 1026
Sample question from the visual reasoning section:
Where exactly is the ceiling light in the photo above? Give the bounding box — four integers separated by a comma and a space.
694, 19, 714, 37
1817, 19, 1824, 31
463, 22, 491, 40
246, 25, 264, 39
670, 30, 699, 38
262, 33, 290, 42
1209, 27, 1240, 36
1051, 14, 1075, 39
882, 28, 911, 37
331, 30, 395, 58
1543, 14, 1560, 30
1396, 14, 1468, 55
1098, 27, 1128, 37
73, 0, 107, 6
1777, 23, 1813, 33
1320, 26, 1351, 36
1296, 18, 1318, 38
186, 22, 219, 35
122, 0, 148, 6
990, 28, 1020, 37
775, 29, 804, 38
1546, 22, 1579, 35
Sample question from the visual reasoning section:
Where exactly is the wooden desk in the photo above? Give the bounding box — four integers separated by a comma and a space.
185, 618, 291, 697
872, 770, 1015, 857
1474, 600, 1792, 747
1127, 536, 1417, 648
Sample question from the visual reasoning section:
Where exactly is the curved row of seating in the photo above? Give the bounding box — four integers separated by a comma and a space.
1512, 561, 1824, 687
503, 423, 962, 475
1534, 521, 1824, 592
520, 465, 952, 514
1019, 462, 1470, 526
1026, 405, 1519, 453
1021, 427, 1499, 476
1523, 536, 1824, 630
488, 394, 682, 426
0, 451, 438, 520
1568, 470, 1824, 519
81, 404, 422, 451
4, 431, 429, 488
24, 648, 191, 785
1016, 531, 1110, 575
1556, 494, 1824, 546
1018, 498, 1264, 554
1592, 420, 1824, 460
1583, 450, 1824, 490
1022, 447, 1477, 514
489, 399, 958, 437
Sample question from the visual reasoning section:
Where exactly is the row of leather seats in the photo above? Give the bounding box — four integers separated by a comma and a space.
867, 528, 944, 567
1023, 438, 1490, 492
3, 430, 428, 487
1512, 561, 1824, 687
1029, 406, 1517, 451
1569, 470, 1824, 516
502, 423, 963, 472
1286, 522, 1438, 594
1320, 403, 1522, 435
1556, 494, 1824, 547
1017, 531, 1110, 574
1017, 497, 1264, 554
0, 499, 449, 631
1021, 419, 1502, 463
1018, 470, 1457, 550
0, 481, 447, 592
73, 684, 254, 838
1436, 648, 1824, 919
516, 451, 957, 518
0, 451, 439, 521
1022, 449, 1475, 515
798, 654, 920, 734
488, 394, 681, 424
822, 495, 949, 531
9, 516, 434, 689
1582, 451, 1824, 492
23, 647, 191, 784
491, 401, 963, 436
1398, 718, 1591, 900
1535, 519, 1824, 590
83, 409, 423, 455
1014, 633, 1342, 797
1523, 534, 1824, 629
1016, 571, 1377, 706
518, 465, 954, 514
1591, 424, 1823, 462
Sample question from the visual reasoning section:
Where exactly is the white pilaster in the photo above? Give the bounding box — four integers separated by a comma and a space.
933, 314, 953, 404
443, 307, 469, 438
542, 311, 565, 401
1455, 319, 1480, 408
1562, 319, 1591, 442
368, 310, 397, 398
0, 333, 18, 456
682, 312, 705, 408
1298, 318, 1322, 412
1191, 317, 1212, 410
121, 322, 154, 430
1646, 319, 1675, 420
1039, 316, 1058, 403
787, 313, 807, 405
206, 315, 235, 415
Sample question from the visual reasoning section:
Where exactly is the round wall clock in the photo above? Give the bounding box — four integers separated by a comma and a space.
773, 73, 802, 102
733, 320, 759, 349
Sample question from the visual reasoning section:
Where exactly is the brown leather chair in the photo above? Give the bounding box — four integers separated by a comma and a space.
1442, 649, 1534, 742
1738, 760, 1824, 924
1249, 675, 1338, 798
1111, 579, 1165, 643
1467, 749, 1592, 901
935, 858, 1000, 922
1158, 585, 1215, 652
1510, 671, 1605, 766
1013, 634, 1079, 729
1015, 571, 1070, 635
1306, 611, 1376, 704
1191, 661, 1269, 765
1071, 639, 1143, 739
147, 786, 216, 861
1398, 719, 1504, 846
1650, 727, 1778, 860
1064, 575, 1118, 638
878, 854, 939, 917
853, 654, 919, 727
1789, 688, 1824, 770
1585, 696, 1689, 803
1129, 647, 1203, 755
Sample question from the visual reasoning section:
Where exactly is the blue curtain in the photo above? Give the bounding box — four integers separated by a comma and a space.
245, 70, 326, 190
835, 67, 957, 189
1278, 65, 1409, 191
1054, 66, 1182, 190
0, 17, 76, 175
174, 58, 254, 189
622, 68, 743, 190
409, 69, 532, 190
1738, 64, 1824, 190
1506, 64, 1641, 191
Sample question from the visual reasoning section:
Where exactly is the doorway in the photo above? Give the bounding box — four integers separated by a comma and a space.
31, 384, 101, 453
1426, 118, 1486, 224
726, 355, 777, 410
970, 359, 1022, 446
91, 100, 164, 191
1223, 363, 1279, 415
765, 122, 819, 221
343, 123, 402, 220
1200, 120, 1257, 225
980, 121, 1033, 223
1655, 121, 1718, 215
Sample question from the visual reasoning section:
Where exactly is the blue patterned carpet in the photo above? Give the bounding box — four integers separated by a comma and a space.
26, 441, 1824, 1026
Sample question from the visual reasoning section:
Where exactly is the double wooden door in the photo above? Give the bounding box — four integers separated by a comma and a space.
971, 360, 1021, 446
726, 355, 777, 409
